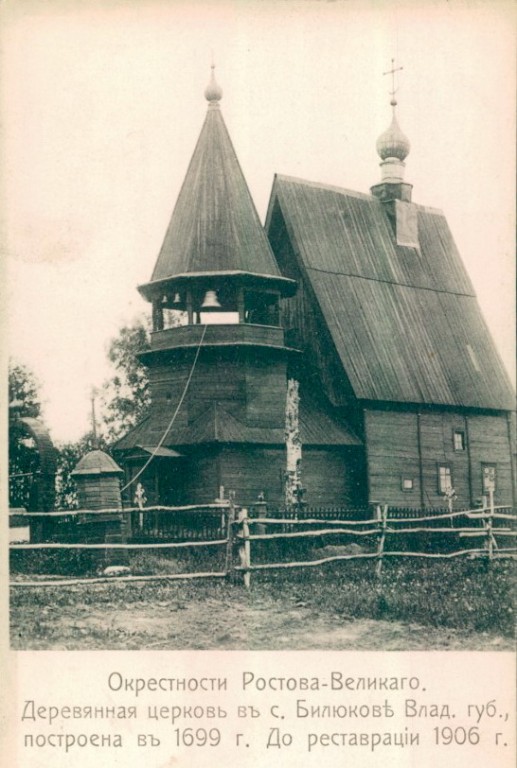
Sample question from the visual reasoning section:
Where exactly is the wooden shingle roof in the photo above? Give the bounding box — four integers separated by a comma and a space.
71, 449, 123, 476
140, 103, 293, 298
267, 175, 514, 411
113, 399, 361, 452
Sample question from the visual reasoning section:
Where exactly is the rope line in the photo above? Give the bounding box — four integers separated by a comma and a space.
120, 324, 208, 494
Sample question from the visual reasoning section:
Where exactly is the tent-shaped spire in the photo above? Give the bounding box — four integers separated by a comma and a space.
140, 68, 292, 300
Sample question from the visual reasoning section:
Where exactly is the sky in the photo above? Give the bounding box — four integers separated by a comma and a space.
2, 0, 515, 443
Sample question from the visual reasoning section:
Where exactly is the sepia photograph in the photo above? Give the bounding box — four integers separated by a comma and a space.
4, 0, 515, 662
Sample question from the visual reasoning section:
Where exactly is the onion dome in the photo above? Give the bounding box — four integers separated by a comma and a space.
376, 104, 410, 161
204, 64, 223, 103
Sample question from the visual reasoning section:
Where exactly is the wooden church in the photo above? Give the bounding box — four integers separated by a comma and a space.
113, 67, 515, 511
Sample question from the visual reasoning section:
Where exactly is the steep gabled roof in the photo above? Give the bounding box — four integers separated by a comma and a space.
140, 101, 289, 296
267, 175, 514, 411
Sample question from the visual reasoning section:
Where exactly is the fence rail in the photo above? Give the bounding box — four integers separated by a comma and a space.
10, 503, 231, 544
9, 499, 517, 588
9, 502, 230, 517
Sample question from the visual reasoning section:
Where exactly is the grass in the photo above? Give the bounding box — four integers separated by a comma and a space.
10, 545, 516, 639
254, 558, 515, 637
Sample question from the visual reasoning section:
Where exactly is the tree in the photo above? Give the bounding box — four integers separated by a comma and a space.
97, 315, 152, 442
9, 360, 45, 508
9, 359, 42, 418
54, 313, 160, 507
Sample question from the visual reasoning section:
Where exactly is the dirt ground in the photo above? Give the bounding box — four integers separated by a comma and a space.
10, 581, 513, 651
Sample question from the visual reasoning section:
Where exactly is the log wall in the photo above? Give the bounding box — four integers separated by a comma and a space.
365, 408, 515, 507
147, 349, 287, 428
218, 445, 364, 507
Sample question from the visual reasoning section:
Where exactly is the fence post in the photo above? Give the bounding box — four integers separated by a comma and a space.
253, 497, 267, 536
375, 505, 388, 579
134, 483, 146, 534
237, 508, 251, 589
486, 488, 495, 563
225, 498, 236, 579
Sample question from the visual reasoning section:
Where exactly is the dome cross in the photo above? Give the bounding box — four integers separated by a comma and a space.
383, 58, 404, 106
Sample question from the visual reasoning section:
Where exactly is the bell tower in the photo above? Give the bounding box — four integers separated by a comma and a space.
117, 67, 297, 504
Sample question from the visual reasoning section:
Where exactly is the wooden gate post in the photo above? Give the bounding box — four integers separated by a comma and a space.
375, 505, 388, 579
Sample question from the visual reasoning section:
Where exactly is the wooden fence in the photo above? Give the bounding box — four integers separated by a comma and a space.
9, 502, 232, 587
235, 503, 517, 586
9, 499, 517, 588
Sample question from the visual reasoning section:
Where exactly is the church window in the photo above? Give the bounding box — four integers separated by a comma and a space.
453, 430, 466, 451
437, 464, 453, 494
482, 464, 496, 493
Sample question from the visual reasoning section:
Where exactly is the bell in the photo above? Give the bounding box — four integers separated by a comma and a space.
200, 290, 222, 310
161, 294, 168, 304
172, 292, 181, 305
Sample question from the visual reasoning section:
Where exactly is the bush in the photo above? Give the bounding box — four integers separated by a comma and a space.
10, 549, 99, 577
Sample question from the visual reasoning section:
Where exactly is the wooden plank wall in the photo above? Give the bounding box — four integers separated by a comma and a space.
148, 360, 196, 429
183, 448, 220, 504
149, 350, 288, 430
302, 448, 367, 506
122, 462, 161, 507
418, 411, 470, 508
219, 445, 364, 507
76, 476, 122, 511
187, 354, 247, 423
365, 408, 514, 507
151, 324, 285, 351
364, 410, 421, 506
219, 446, 284, 506
148, 354, 247, 425
157, 458, 187, 506
244, 356, 287, 428
468, 414, 515, 505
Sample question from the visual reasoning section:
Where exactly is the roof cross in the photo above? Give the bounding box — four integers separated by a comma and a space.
383, 58, 403, 105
